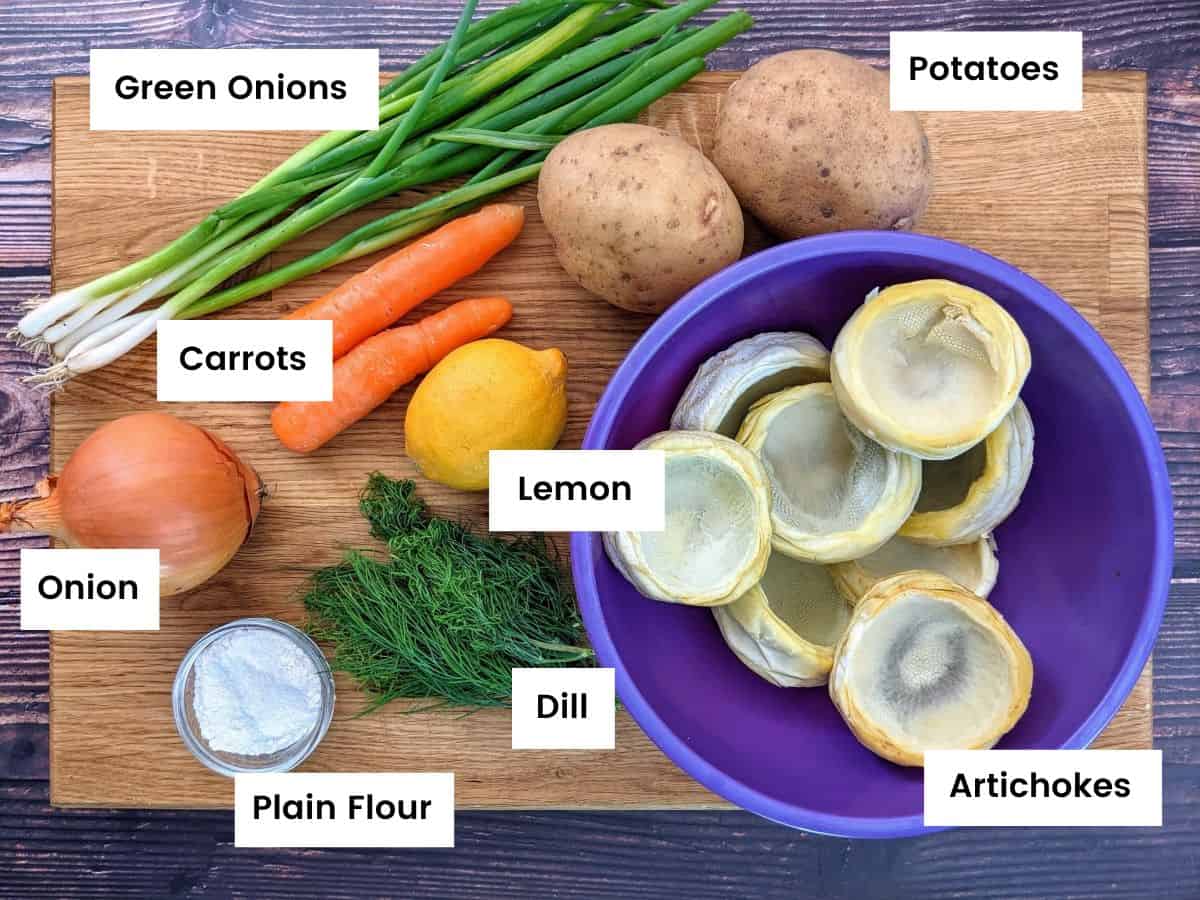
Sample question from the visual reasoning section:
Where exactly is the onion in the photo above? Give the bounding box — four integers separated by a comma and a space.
0, 412, 263, 596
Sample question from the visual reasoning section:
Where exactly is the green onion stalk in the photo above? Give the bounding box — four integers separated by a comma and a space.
17, 0, 600, 345
20, 0, 750, 384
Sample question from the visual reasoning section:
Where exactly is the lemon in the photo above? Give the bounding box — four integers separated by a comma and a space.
405, 339, 568, 491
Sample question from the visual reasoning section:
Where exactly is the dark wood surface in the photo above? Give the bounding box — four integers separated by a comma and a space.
1, 1, 1197, 896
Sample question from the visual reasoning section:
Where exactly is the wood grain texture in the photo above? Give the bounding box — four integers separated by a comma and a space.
0, 1, 1197, 895
1, 774, 1199, 899
47, 71, 1152, 808
1154, 394, 1200, 561
3, 1, 1198, 70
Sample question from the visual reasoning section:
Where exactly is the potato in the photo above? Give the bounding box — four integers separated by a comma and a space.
538, 123, 743, 314
712, 50, 933, 238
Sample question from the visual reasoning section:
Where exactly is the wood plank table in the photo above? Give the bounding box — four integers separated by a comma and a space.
2, 2, 1199, 896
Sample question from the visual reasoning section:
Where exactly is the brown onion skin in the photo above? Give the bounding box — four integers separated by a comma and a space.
8, 412, 262, 596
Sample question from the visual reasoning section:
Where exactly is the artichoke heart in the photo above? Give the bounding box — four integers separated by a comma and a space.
901, 399, 1034, 546
830, 534, 999, 604
831, 280, 1031, 460
671, 332, 830, 436
603, 431, 772, 606
713, 552, 852, 687
736, 383, 922, 563
829, 571, 1033, 767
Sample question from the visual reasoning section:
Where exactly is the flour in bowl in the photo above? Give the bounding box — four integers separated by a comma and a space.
192, 628, 323, 756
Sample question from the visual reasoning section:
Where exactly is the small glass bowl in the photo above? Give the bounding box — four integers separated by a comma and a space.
172, 617, 335, 777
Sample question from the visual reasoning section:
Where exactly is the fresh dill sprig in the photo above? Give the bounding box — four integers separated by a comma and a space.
304, 473, 592, 712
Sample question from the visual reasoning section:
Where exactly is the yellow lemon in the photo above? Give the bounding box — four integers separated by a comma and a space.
405, 339, 568, 491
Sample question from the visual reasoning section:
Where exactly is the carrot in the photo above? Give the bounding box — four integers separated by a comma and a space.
287, 204, 524, 359
272, 297, 513, 453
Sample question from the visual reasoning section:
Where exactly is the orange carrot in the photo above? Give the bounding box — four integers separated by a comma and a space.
287, 204, 524, 359
272, 297, 513, 453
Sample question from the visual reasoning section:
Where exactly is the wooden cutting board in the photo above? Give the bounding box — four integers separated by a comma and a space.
48, 71, 1150, 808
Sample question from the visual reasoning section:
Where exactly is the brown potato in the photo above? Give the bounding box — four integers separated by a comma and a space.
538, 123, 744, 314
712, 50, 933, 238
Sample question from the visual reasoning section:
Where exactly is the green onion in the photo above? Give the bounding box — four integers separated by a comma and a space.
19, 0, 750, 382
314, 5, 609, 179
430, 127, 562, 150
365, 0, 480, 178
179, 54, 719, 323
378, 0, 573, 98
288, 0, 714, 182
178, 164, 544, 321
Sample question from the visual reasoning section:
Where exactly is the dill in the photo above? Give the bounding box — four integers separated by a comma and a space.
303, 473, 592, 711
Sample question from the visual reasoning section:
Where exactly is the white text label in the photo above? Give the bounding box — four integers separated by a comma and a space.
156, 320, 332, 402
90, 49, 379, 130
890, 31, 1083, 111
488, 450, 665, 532
235, 773, 455, 847
924, 749, 1162, 827
512, 668, 615, 750
21, 548, 159, 631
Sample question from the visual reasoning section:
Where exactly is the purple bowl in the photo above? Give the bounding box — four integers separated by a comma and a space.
570, 232, 1171, 838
